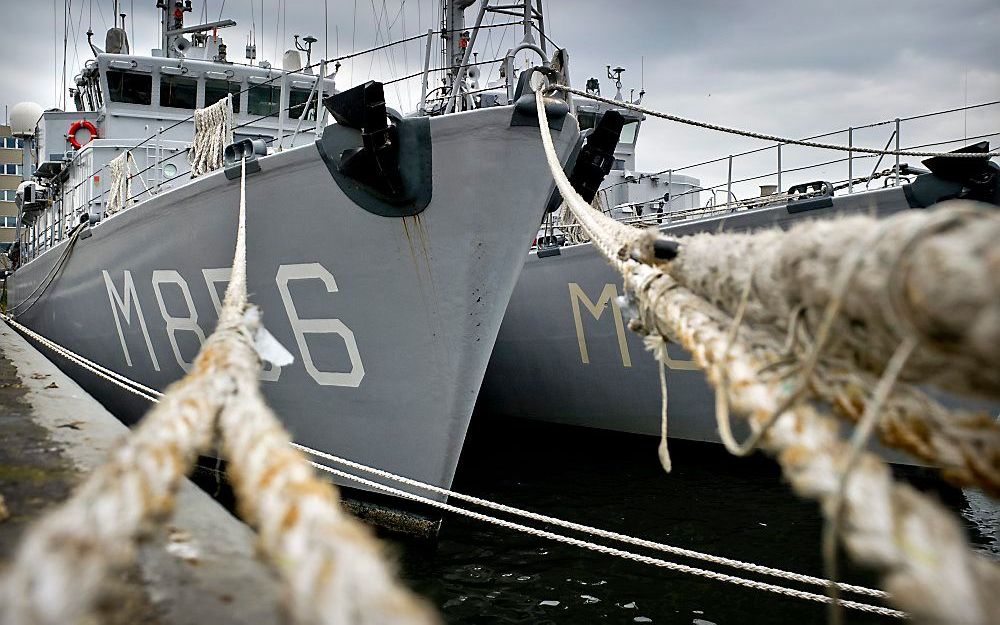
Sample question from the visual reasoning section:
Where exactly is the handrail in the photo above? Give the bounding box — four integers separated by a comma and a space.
385, 57, 502, 86
614, 130, 999, 213
601, 99, 1000, 192
41, 19, 533, 210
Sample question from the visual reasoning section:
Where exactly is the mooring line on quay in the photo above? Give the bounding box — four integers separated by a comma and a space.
0, 313, 901, 618
0, 127, 436, 625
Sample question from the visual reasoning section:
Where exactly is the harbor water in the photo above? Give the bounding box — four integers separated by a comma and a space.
392, 415, 998, 625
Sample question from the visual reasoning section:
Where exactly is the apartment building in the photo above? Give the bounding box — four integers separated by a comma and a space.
0, 125, 24, 252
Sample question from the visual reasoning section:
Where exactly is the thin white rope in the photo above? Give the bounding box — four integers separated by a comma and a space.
2, 315, 162, 402
0, 315, 893, 606
129, 151, 151, 197
646, 336, 673, 473
309, 459, 904, 618
292, 443, 885, 598
551, 85, 1000, 159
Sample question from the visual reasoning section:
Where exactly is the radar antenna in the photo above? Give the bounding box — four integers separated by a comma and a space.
294, 34, 318, 68
607, 66, 625, 101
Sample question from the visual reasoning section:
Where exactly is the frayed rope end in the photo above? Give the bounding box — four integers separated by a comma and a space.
658, 438, 672, 473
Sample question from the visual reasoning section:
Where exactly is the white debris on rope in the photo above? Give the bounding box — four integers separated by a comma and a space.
535, 88, 1000, 625
189, 93, 234, 177
0, 159, 435, 625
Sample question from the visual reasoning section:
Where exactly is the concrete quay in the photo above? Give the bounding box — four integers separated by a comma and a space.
0, 320, 282, 625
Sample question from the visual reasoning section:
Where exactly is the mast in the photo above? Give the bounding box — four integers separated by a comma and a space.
156, 1, 236, 61
159, 1, 193, 58
431, 0, 550, 114
443, 0, 476, 81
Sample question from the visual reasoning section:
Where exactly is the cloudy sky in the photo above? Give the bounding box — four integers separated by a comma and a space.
2, 0, 997, 197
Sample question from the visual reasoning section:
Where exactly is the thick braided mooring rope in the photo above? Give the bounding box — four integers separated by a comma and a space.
214, 163, 434, 625
0, 319, 235, 625
0, 159, 436, 625
189, 93, 234, 177
658, 207, 1000, 400
653, 207, 1000, 497
104, 149, 134, 217
535, 89, 1000, 625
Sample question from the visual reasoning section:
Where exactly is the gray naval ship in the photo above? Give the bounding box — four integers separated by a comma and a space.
5, 0, 583, 525
481, 71, 1000, 450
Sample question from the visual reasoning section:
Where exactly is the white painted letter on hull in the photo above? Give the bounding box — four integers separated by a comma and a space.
102, 270, 161, 371
201, 267, 282, 381
151, 270, 207, 372
569, 282, 632, 368
276, 263, 365, 387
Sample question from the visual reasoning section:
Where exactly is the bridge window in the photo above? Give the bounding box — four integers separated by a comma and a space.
107, 70, 152, 105
578, 111, 597, 131
288, 87, 316, 121
160, 75, 198, 109
620, 121, 639, 144
248, 84, 280, 117
205, 79, 242, 113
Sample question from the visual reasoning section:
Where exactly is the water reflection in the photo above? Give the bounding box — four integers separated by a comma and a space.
395, 417, 996, 624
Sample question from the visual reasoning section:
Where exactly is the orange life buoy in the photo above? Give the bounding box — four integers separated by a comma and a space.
67, 120, 99, 150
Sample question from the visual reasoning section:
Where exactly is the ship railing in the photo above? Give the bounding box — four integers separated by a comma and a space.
19, 21, 535, 263
18, 53, 321, 261
603, 129, 998, 223
556, 188, 824, 236
540, 100, 999, 250
597, 99, 1000, 222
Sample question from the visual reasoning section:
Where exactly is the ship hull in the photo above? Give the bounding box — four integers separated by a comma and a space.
9, 105, 580, 511
481, 185, 995, 463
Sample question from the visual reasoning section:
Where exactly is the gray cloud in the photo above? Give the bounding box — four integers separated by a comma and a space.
2, 0, 997, 195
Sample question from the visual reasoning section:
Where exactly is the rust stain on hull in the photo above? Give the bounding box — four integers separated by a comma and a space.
401, 214, 436, 293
